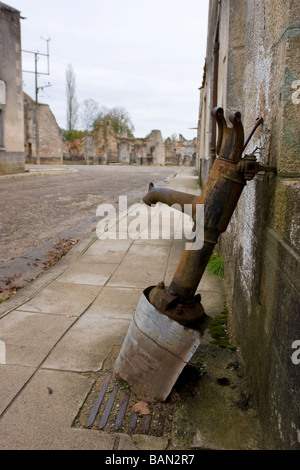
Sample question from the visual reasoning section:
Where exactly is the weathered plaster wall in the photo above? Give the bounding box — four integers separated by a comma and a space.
199, 0, 300, 449
23, 93, 63, 164
0, 3, 25, 175
38, 104, 63, 163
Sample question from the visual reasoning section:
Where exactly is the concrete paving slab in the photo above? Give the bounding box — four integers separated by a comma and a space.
42, 314, 129, 372
166, 171, 200, 195
56, 262, 118, 286
79, 238, 132, 264
164, 238, 185, 261
0, 369, 116, 450
84, 286, 142, 320
137, 204, 184, 241
107, 244, 171, 288
17, 280, 102, 316
128, 434, 169, 451
41, 287, 143, 372
196, 272, 226, 316
0, 364, 35, 415
199, 290, 225, 318
133, 238, 172, 246
163, 239, 190, 285
197, 271, 225, 292
0, 310, 76, 367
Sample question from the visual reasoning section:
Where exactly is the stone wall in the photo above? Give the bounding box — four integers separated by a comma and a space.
24, 93, 63, 164
198, 0, 300, 449
165, 135, 196, 166
63, 120, 195, 167
118, 141, 130, 164
0, 2, 25, 175
63, 122, 166, 166
37, 104, 63, 163
146, 130, 165, 165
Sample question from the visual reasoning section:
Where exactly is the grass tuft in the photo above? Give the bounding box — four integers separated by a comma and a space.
206, 252, 224, 278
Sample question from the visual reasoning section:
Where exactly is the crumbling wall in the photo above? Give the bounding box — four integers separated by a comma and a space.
23, 93, 36, 162
165, 136, 196, 166
83, 136, 97, 164
38, 104, 63, 163
66, 123, 166, 166
131, 142, 147, 164
118, 141, 130, 164
146, 130, 165, 165
24, 93, 63, 164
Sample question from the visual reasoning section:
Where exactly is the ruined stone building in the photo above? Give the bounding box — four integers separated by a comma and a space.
197, 0, 300, 449
23, 93, 63, 164
63, 123, 197, 167
0, 2, 25, 175
165, 135, 196, 166
63, 121, 167, 166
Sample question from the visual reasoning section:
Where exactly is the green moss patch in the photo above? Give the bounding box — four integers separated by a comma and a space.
208, 307, 235, 350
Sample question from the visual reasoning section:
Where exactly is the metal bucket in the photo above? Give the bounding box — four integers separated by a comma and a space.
114, 287, 201, 402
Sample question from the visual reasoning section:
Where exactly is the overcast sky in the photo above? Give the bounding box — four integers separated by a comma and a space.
11, 0, 209, 140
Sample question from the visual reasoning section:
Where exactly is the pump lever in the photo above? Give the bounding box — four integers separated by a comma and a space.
243, 116, 264, 151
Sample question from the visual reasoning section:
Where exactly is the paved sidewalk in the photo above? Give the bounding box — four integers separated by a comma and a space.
0, 168, 262, 450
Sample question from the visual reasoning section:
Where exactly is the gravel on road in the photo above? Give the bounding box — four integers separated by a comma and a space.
0, 165, 178, 265
0, 165, 179, 300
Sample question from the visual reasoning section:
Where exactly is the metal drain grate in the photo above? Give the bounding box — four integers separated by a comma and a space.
75, 370, 174, 437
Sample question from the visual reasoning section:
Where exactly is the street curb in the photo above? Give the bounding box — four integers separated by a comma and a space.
0, 231, 98, 319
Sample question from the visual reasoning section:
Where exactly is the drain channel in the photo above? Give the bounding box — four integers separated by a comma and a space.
74, 370, 174, 437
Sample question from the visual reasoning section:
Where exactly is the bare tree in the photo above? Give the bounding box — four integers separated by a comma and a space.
80, 98, 99, 131
66, 64, 79, 131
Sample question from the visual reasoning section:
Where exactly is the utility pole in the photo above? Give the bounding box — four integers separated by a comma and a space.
22, 38, 51, 164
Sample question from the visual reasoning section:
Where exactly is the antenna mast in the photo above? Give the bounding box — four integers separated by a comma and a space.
22, 37, 51, 164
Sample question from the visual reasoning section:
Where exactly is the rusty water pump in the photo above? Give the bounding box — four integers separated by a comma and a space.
143, 107, 276, 333
114, 107, 276, 402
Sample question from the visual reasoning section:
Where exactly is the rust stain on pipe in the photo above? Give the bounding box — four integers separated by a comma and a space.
143, 107, 276, 332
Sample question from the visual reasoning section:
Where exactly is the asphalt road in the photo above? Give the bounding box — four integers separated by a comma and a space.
0, 164, 178, 266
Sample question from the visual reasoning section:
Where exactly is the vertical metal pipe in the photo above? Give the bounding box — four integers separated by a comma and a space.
168, 157, 245, 302
210, 36, 219, 164
34, 52, 40, 165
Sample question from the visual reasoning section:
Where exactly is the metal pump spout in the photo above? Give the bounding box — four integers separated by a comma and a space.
143, 184, 197, 220
143, 107, 276, 334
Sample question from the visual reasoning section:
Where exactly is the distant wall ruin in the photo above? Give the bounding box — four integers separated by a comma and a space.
23, 93, 63, 164
63, 124, 196, 167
